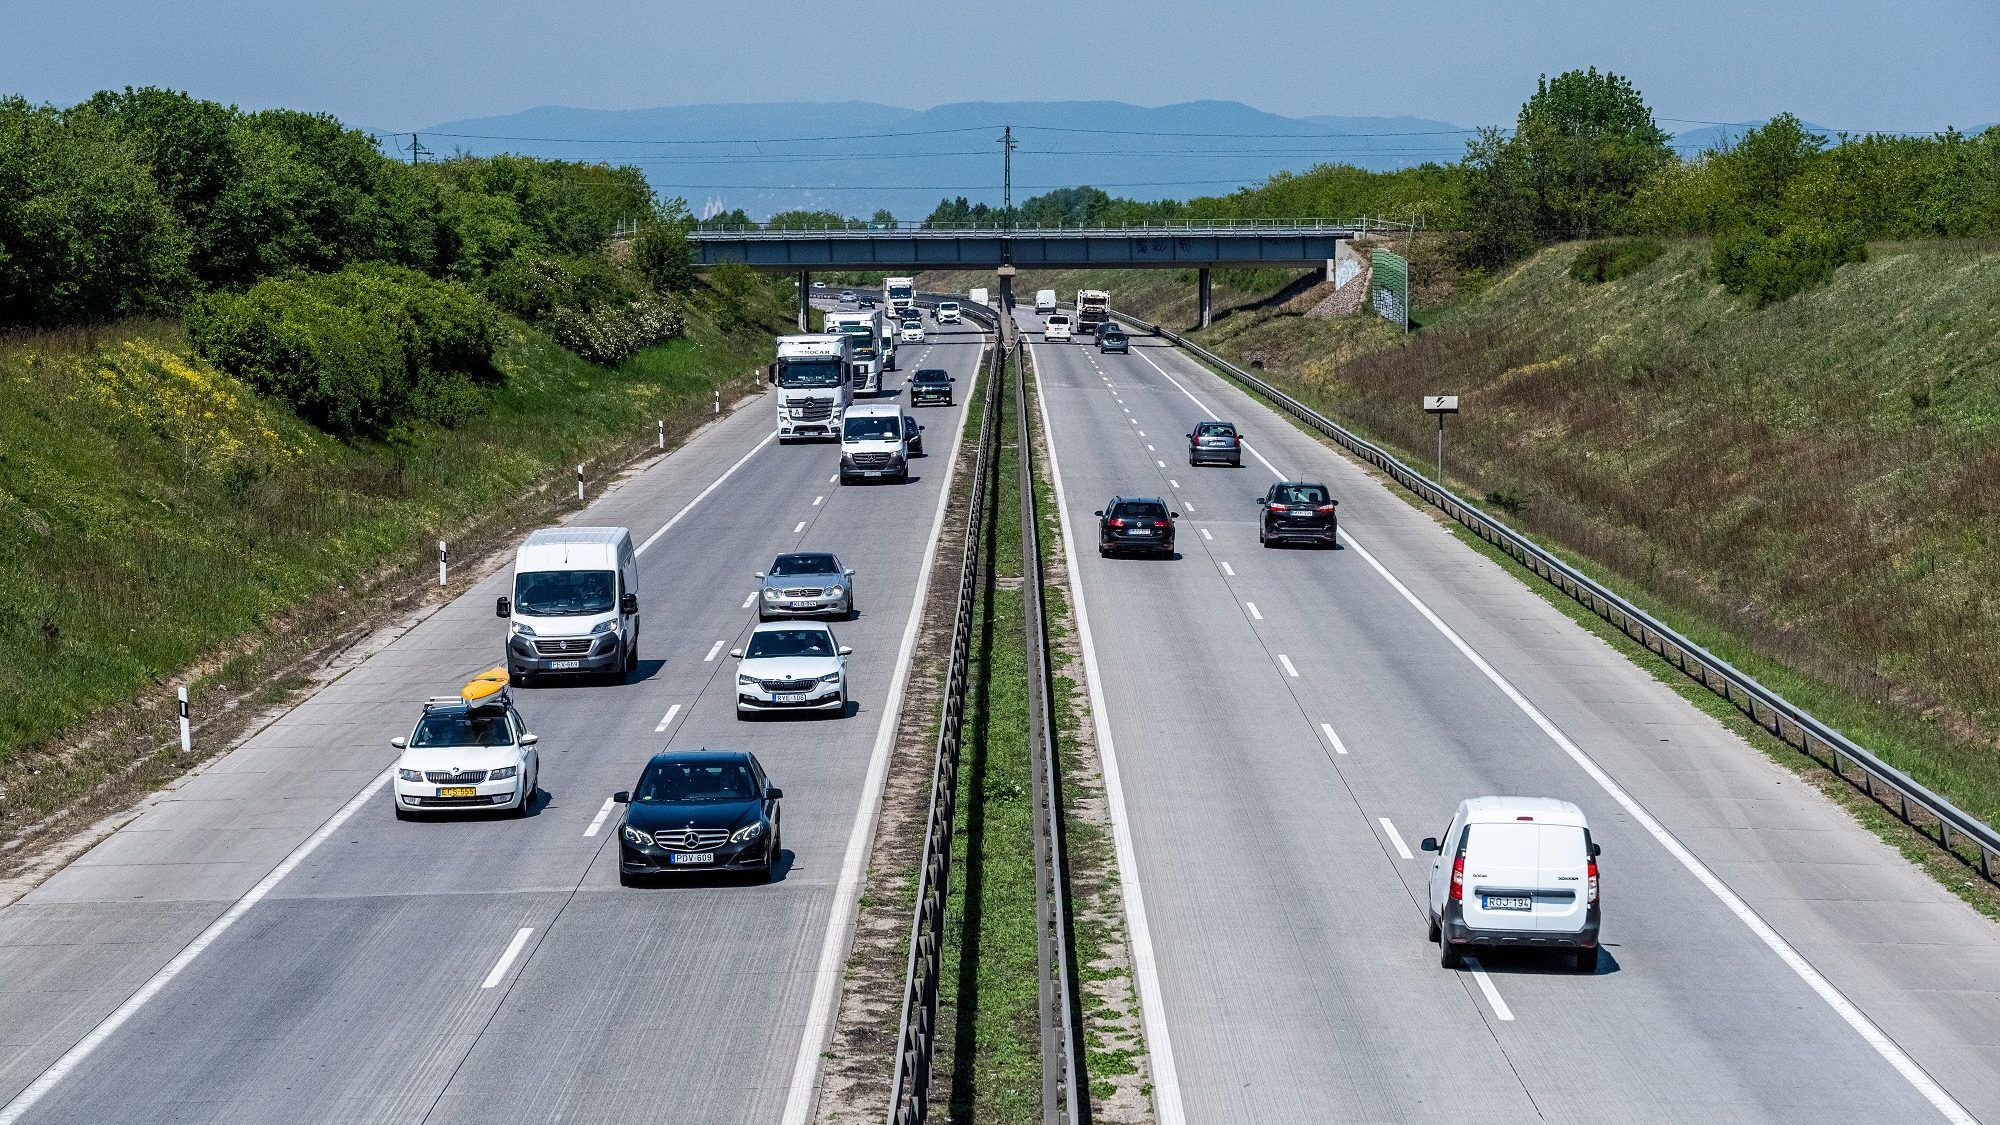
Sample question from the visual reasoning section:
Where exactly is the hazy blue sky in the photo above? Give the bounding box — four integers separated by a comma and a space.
6, 0, 1996, 132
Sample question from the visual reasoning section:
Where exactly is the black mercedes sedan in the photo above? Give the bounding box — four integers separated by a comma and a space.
615, 750, 782, 884
909, 368, 955, 407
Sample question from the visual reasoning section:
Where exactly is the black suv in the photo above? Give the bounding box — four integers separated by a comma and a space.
1256, 481, 1338, 548
1095, 496, 1177, 557
909, 368, 954, 406
1188, 420, 1241, 467
1098, 325, 1130, 354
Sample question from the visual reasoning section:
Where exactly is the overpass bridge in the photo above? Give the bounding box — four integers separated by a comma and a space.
688, 217, 1415, 329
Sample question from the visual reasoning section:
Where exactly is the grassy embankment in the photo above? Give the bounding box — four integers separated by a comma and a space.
0, 285, 787, 821
935, 349, 1044, 1123
926, 244, 2000, 869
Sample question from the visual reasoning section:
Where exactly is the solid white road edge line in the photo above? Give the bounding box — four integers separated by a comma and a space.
1028, 341, 1187, 1125
778, 340, 984, 1125
1378, 817, 1414, 860
653, 703, 682, 733
0, 767, 395, 1125
1463, 958, 1516, 1021
585, 797, 616, 837
704, 641, 723, 662
1143, 332, 1977, 1121
638, 430, 777, 556
1321, 723, 1349, 755
481, 928, 535, 989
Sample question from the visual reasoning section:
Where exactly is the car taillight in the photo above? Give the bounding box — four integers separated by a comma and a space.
1449, 855, 1464, 901
1267, 504, 1288, 513
1316, 504, 1338, 515
1152, 519, 1169, 529
1107, 518, 1125, 528
1587, 859, 1599, 905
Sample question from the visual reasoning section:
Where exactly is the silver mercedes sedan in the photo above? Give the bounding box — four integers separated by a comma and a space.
755, 551, 857, 621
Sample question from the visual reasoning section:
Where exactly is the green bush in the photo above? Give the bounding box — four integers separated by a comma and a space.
547, 296, 685, 366
632, 223, 696, 295
186, 264, 498, 437
479, 253, 633, 322
1568, 238, 1665, 284
1712, 221, 1866, 306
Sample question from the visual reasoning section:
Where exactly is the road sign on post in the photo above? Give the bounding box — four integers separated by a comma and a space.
1424, 395, 1459, 480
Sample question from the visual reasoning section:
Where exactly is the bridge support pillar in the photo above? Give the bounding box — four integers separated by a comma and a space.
1197, 267, 1213, 329
796, 270, 813, 332
996, 264, 1016, 348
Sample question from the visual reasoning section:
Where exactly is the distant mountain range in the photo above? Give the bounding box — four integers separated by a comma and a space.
394, 102, 1976, 220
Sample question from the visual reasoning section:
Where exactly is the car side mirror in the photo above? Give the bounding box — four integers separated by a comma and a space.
728, 648, 743, 659
1186, 433, 1193, 439
495, 597, 511, 618
838, 646, 853, 656
1589, 842, 1602, 857
1093, 510, 1104, 517
766, 786, 784, 800
1252, 495, 1265, 504
620, 593, 639, 615
1420, 837, 1440, 852
520, 733, 538, 746
844, 568, 855, 577
613, 790, 631, 804
766, 363, 777, 384
390, 736, 408, 750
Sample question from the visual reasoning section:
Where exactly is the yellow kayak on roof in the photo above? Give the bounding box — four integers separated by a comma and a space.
461, 666, 510, 705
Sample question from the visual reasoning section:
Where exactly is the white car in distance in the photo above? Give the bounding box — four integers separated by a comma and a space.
1044, 313, 1073, 342
900, 317, 926, 343
733, 621, 850, 719
390, 670, 540, 819
935, 301, 961, 324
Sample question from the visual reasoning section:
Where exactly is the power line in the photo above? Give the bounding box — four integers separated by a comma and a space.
1019, 124, 1486, 139
412, 124, 1005, 145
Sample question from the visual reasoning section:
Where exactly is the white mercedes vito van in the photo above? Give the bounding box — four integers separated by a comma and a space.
839, 402, 911, 484
1421, 796, 1602, 972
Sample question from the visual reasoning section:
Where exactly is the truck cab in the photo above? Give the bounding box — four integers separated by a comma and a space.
825, 311, 883, 394
772, 334, 854, 441
884, 276, 916, 320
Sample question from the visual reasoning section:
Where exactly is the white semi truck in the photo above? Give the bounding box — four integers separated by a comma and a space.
883, 277, 916, 317
825, 309, 885, 394
1075, 289, 1110, 336
772, 334, 854, 441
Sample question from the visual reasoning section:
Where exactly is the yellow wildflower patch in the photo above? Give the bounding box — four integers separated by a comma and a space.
85, 341, 302, 474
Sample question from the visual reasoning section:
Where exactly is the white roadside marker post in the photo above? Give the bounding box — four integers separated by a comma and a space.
177, 686, 190, 755
714, 389, 721, 414
658, 419, 665, 449
577, 464, 585, 502
438, 540, 448, 587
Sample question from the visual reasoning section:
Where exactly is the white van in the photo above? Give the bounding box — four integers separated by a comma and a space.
1044, 313, 1073, 342
935, 301, 961, 324
839, 401, 911, 484
1034, 289, 1058, 314
1421, 796, 1601, 971
497, 527, 639, 683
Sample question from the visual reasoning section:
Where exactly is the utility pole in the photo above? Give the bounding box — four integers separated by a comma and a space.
409, 133, 431, 166
997, 126, 1019, 341
999, 126, 1016, 234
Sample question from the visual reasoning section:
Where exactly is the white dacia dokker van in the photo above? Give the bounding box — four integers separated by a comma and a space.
1421, 795, 1602, 972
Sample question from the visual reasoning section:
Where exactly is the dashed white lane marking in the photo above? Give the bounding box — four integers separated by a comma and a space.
793, 521, 806, 534
1146, 444, 1155, 451
829, 474, 839, 484
654, 703, 682, 732
1321, 723, 1349, 754
1278, 654, 1299, 678
1183, 501, 1195, 513
585, 797, 616, 837
1199, 528, 1214, 541
1219, 561, 1234, 575
637, 430, 778, 555
813, 495, 824, 506
481, 928, 535, 989
1169, 479, 1180, 489
1465, 959, 1516, 1021
703, 641, 723, 662
1137, 431, 1146, 437
1379, 817, 1414, 859
742, 592, 756, 609
1245, 601, 1262, 620
1157, 460, 1166, 468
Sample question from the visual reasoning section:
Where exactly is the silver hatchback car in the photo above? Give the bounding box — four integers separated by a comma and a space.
756, 552, 857, 621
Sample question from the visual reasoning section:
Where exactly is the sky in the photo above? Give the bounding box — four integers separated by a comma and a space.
6, 0, 1997, 135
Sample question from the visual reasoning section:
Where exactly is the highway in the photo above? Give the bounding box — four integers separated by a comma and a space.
0, 311, 987, 1124
1023, 309, 2000, 1124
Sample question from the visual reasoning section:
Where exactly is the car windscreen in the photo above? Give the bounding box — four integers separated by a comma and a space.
514, 570, 615, 616
844, 416, 901, 441
777, 358, 845, 388
412, 711, 513, 748
1195, 423, 1234, 437
902, 320, 922, 329
1110, 501, 1167, 521
635, 760, 760, 803
769, 553, 837, 577
1274, 484, 1329, 506
914, 370, 949, 385
745, 629, 836, 659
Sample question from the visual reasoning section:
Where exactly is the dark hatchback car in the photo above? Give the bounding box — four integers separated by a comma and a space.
615, 750, 782, 885
902, 413, 926, 456
909, 368, 955, 407
1097, 325, 1130, 354
1257, 481, 1339, 548
1188, 420, 1241, 467
1095, 496, 1178, 557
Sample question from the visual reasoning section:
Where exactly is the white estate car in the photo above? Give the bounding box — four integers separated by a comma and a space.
900, 318, 926, 343
1043, 313, 1073, 341
732, 621, 850, 718
1421, 795, 1602, 972
391, 668, 540, 819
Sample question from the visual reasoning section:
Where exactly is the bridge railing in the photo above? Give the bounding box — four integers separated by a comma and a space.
690, 216, 1418, 237
1114, 309, 2000, 887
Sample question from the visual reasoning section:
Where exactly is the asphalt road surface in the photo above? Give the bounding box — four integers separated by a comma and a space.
0, 312, 988, 1125
1024, 308, 2000, 1125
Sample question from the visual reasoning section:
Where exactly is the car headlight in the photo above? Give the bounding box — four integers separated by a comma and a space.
818, 670, 843, 684
398, 768, 424, 782
763, 588, 780, 601
590, 619, 617, 635
826, 584, 844, 597
730, 822, 766, 843
622, 825, 653, 846
511, 621, 536, 637
489, 765, 519, 780
739, 675, 759, 687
